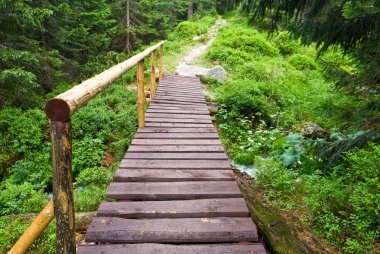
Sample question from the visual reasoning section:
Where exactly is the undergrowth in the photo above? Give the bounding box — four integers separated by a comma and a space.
0, 14, 217, 253
203, 17, 379, 253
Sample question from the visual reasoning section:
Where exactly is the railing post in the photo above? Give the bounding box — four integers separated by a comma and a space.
137, 59, 145, 128
159, 44, 163, 81
150, 51, 156, 101
50, 120, 76, 254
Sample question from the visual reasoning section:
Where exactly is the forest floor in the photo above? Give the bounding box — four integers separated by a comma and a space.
176, 19, 226, 76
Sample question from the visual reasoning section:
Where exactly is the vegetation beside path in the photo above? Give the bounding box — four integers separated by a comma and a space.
201, 15, 379, 253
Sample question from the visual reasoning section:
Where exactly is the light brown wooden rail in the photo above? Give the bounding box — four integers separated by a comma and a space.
9, 41, 164, 254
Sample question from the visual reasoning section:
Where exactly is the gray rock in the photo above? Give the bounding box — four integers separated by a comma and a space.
206, 65, 227, 82
192, 36, 201, 41
296, 122, 327, 138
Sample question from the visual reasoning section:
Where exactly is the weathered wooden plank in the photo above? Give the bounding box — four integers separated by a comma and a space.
137, 127, 216, 133
145, 118, 212, 123
107, 181, 242, 200
148, 105, 209, 110
120, 159, 230, 169
113, 169, 234, 182
97, 198, 248, 218
145, 122, 214, 128
85, 217, 258, 243
78, 243, 266, 254
131, 139, 222, 145
154, 92, 204, 98
146, 109, 209, 115
134, 133, 219, 139
125, 152, 227, 159
153, 96, 205, 103
145, 113, 210, 119
128, 145, 224, 153
152, 100, 207, 106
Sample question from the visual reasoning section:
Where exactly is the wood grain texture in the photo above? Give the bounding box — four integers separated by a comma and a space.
113, 169, 234, 182
97, 198, 248, 218
127, 145, 225, 152
119, 159, 230, 169
85, 217, 258, 243
78, 244, 266, 254
106, 181, 242, 200
134, 132, 219, 139
124, 152, 227, 159
137, 127, 216, 133
131, 139, 222, 145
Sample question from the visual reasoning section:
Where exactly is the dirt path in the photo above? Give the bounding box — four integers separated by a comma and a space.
176, 19, 226, 76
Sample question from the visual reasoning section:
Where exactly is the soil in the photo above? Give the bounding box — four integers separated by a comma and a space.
176, 19, 227, 76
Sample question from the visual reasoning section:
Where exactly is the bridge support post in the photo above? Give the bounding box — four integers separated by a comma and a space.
159, 44, 163, 81
137, 59, 145, 128
50, 120, 76, 254
150, 51, 156, 101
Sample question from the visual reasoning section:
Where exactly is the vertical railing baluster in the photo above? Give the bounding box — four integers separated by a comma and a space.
137, 60, 145, 128
150, 51, 156, 101
159, 44, 163, 81
50, 120, 76, 254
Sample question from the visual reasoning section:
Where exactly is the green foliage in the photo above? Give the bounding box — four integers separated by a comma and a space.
205, 16, 378, 253
0, 183, 48, 215
0, 216, 56, 253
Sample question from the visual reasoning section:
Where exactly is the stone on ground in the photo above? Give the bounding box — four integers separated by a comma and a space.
207, 65, 227, 82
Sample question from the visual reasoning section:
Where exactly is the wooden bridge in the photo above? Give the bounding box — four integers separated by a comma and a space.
9, 42, 266, 254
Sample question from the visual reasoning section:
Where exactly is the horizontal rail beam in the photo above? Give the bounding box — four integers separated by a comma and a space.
45, 41, 164, 122
9, 200, 54, 254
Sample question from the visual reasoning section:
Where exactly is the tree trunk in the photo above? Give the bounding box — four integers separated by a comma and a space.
125, 0, 132, 53
187, 0, 194, 20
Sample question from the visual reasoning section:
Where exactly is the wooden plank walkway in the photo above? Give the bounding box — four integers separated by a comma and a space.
78, 75, 266, 254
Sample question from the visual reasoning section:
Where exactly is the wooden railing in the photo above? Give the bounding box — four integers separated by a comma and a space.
9, 41, 164, 254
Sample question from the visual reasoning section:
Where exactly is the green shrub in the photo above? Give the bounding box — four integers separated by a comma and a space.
273, 32, 300, 55
0, 183, 49, 215
74, 185, 106, 212
0, 216, 55, 253
288, 54, 317, 70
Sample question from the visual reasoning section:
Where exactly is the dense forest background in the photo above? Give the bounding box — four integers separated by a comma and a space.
0, 0, 379, 253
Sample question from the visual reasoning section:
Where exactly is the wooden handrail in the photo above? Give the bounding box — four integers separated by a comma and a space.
45, 41, 164, 122
10, 41, 164, 254
8, 201, 54, 254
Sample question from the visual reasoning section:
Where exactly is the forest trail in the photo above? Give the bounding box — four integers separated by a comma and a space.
176, 19, 226, 76
77, 75, 266, 254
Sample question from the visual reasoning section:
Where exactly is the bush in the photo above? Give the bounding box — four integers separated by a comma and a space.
0, 183, 49, 215
273, 32, 300, 55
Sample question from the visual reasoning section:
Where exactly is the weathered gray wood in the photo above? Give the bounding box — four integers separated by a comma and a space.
148, 105, 208, 110
145, 113, 210, 119
134, 132, 219, 139
131, 139, 222, 145
145, 122, 214, 128
137, 127, 216, 133
97, 198, 248, 218
85, 217, 258, 243
120, 159, 230, 169
107, 181, 242, 200
113, 169, 234, 182
147, 109, 209, 115
50, 121, 76, 254
146, 118, 212, 123
78, 243, 266, 254
124, 152, 227, 159
128, 145, 224, 152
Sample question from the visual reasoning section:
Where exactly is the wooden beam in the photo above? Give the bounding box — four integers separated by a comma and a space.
150, 51, 156, 101
9, 201, 54, 254
137, 60, 145, 128
45, 41, 164, 122
50, 120, 76, 254
159, 44, 163, 81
